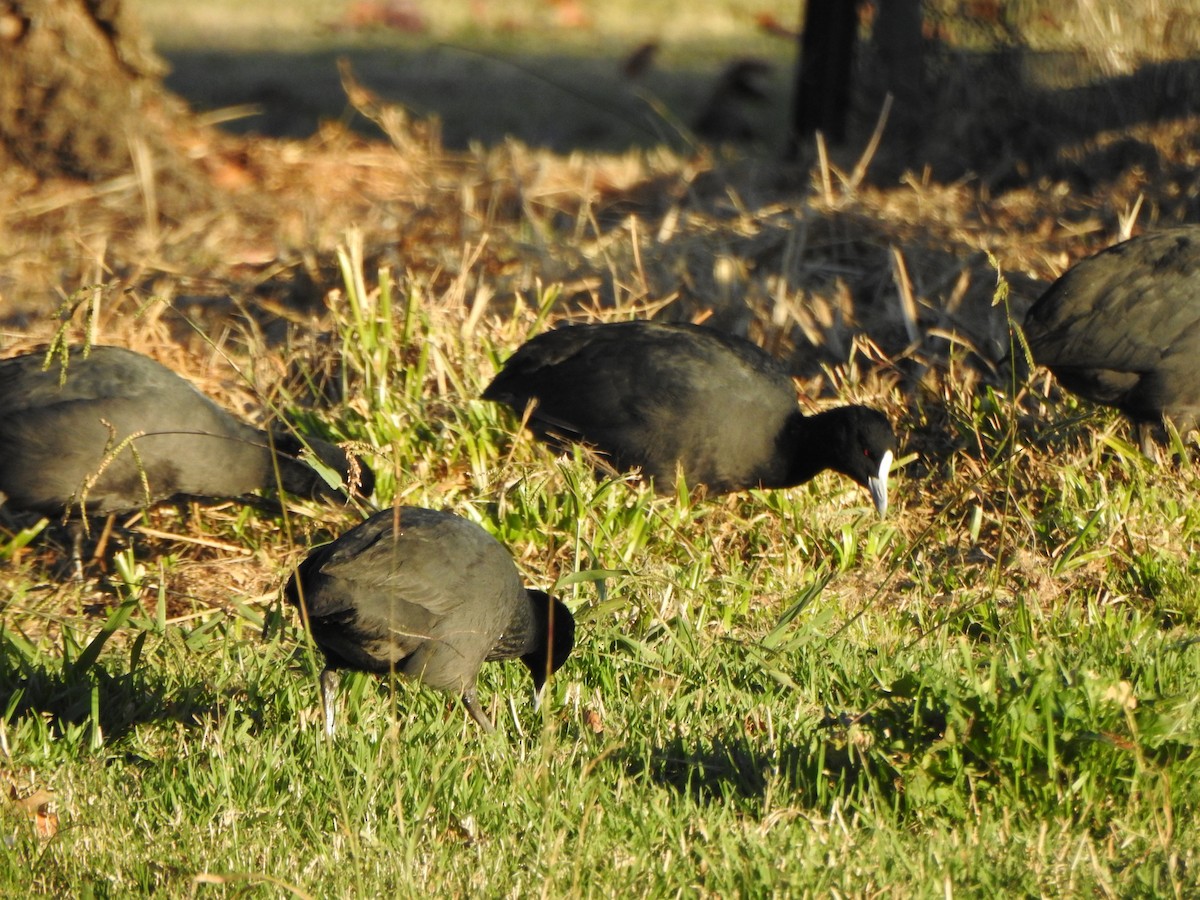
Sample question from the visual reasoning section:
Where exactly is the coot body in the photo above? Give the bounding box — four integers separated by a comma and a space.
0, 345, 372, 518
285, 506, 575, 734
484, 321, 896, 513
1024, 227, 1200, 449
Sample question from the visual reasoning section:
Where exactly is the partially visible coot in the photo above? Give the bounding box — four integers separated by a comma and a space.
1024, 227, 1200, 452
0, 345, 373, 539
285, 506, 575, 735
483, 320, 897, 514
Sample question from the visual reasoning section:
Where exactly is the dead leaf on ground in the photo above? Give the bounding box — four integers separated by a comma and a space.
6, 782, 58, 839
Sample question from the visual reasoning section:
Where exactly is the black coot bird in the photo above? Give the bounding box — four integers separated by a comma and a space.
285, 506, 575, 735
0, 345, 373, 526
483, 321, 897, 514
1024, 227, 1200, 452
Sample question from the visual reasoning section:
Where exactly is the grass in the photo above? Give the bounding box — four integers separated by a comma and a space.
0, 249, 1197, 897
139, 0, 805, 150
2, 2, 1200, 895
134, 0, 1200, 157
136, 0, 799, 57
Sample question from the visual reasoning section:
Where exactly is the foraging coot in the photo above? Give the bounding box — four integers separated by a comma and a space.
0, 345, 373, 519
1023, 227, 1200, 451
285, 506, 575, 734
483, 320, 896, 514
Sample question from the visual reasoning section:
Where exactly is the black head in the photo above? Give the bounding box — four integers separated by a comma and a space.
520, 591, 577, 698
270, 431, 375, 502
721, 58, 772, 100
820, 406, 897, 516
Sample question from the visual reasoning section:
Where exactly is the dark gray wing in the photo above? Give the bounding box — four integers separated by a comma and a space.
1025, 229, 1200, 374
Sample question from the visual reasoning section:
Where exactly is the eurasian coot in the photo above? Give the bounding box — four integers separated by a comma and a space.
0, 345, 373, 522
285, 506, 575, 734
484, 320, 896, 514
1024, 227, 1200, 452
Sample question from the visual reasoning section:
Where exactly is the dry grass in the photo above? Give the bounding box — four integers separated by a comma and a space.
0, 4, 1199, 895
4, 19, 1199, 606
3, 7, 1199, 644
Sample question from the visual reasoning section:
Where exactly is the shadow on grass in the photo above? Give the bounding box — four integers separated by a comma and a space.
0, 629, 215, 746
620, 732, 794, 802
620, 730, 948, 818
618, 700, 954, 809
161, 41, 1200, 186
163, 45, 759, 152
617, 667, 1197, 820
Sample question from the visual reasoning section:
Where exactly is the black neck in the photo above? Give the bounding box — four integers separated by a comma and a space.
773, 410, 846, 488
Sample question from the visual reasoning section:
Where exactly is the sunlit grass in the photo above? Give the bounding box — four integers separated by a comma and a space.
1, 242, 1197, 896
5, 0, 1200, 891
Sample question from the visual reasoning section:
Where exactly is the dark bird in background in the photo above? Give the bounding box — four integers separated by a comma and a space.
620, 41, 659, 80
484, 320, 896, 514
286, 506, 575, 735
0, 345, 373, 562
693, 58, 774, 144
1023, 227, 1200, 453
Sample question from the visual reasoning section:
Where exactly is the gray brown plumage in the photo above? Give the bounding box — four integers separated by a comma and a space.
483, 320, 896, 514
285, 506, 575, 734
1024, 227, 1200, 451
0, 346, 372, 552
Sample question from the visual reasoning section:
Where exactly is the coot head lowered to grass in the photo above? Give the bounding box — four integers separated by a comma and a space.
0, 345, 374, 520
483, 320, 897, 514
1023, 227, 1200, 452
284, 506, 576, 734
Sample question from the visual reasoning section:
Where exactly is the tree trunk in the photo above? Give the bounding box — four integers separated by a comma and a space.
788, 0, 860, 155
787, 0, 926, 159
873, 0, 924, 121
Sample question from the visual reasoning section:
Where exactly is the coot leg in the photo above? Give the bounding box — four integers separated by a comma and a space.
68, 521, 86, 581
462, 689, 496, 734
320, 668, 340, 737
